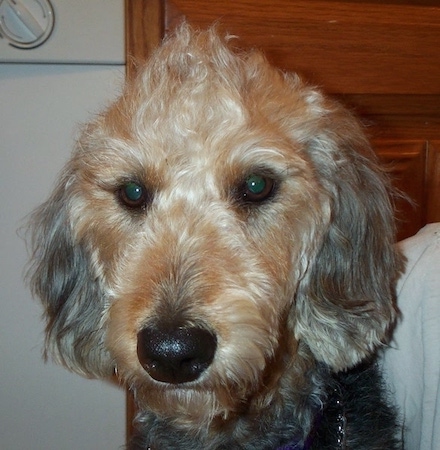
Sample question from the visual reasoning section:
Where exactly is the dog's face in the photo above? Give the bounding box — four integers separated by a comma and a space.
28, 25, 401, 426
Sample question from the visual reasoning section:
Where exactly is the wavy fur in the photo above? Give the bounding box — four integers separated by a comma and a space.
27, 24, 404, 449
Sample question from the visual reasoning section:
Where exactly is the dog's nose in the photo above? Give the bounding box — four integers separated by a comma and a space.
137, 325, 217, 384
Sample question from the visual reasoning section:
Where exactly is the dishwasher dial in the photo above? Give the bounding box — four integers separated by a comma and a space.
0, 0, 54, 49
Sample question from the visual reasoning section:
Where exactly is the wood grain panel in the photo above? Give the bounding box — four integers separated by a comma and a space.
427, 141, 440, 225
375, 140, 426, 240
125, 0, 440, 239
163, 0, 440, 95
126, 0, 164, 78
124, 1, 440, 442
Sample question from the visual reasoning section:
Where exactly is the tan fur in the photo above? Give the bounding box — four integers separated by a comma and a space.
28, 24, 403, 447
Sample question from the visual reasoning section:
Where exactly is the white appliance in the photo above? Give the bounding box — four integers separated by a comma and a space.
0, 1, 126, 448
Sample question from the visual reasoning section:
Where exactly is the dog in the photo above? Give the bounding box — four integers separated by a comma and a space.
28, 24, 404, 449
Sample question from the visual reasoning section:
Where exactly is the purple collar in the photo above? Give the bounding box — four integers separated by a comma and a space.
276, 405, 325, 450
276, 430, 315, 450
276, 442, 303, 450
277, 385, 347, 450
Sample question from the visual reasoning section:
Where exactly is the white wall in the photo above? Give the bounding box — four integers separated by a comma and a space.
0, 64, 126, 450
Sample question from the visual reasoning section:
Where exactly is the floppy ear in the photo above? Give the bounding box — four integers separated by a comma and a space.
27, 171, 113, 378
293, 103, 404, 371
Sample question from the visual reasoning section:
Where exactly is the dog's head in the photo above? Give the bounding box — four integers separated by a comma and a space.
28, 24, 403, 423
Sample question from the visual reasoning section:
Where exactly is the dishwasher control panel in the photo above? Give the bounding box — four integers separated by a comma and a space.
0, 0, 54, 49
0, 0, 124, 64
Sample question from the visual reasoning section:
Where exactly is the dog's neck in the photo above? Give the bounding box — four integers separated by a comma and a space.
277, 385, 347, 450
135, 365, 350, 450
144, 391, 347, 450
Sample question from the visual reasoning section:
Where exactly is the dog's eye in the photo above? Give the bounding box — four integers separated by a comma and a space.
118, 182, 150, 210
241, 174, 275, 203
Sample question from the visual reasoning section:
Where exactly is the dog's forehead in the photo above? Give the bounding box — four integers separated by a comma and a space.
81, 28, 320, 197
120, 67, 305, 167
129, 65, 248, 150
122, 31, 305, 148
105, 95, 300, 184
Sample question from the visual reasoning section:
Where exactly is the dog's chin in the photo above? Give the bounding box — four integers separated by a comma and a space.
133, 370, 264, 431
134, 378, 247, 427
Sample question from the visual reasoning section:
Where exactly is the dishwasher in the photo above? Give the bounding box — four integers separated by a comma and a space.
0, 1, 126, 448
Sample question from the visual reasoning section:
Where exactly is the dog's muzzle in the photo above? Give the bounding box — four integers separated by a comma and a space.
137, 325, 217, 384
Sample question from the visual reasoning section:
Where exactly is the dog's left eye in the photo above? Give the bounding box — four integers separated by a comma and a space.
118, 181, 150, 210
241, 174, 275, 203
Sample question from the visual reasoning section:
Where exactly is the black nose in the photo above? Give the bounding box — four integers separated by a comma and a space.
137, 325, 217, 384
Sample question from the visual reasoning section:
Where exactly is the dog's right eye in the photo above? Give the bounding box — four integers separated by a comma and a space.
118, 182, 150, 210
237, 173, 276, 204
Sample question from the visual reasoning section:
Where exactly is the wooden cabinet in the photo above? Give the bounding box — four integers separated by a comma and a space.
375, 140, 437, 240
126, 0, 440, 242
124, 0, 440, 438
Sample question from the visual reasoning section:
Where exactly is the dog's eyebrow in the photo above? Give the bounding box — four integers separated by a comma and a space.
238, 160, 306, 181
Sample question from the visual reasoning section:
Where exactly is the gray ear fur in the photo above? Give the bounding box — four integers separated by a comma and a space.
294, 108, 404, 371
27, 173, 113, 378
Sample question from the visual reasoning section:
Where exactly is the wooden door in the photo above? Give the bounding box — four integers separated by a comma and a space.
124, 0, 440, 439
126, 0, 440, 242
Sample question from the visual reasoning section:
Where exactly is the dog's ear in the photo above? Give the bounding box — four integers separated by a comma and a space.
293, 103, 404, 371
27, 172, 113, 378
